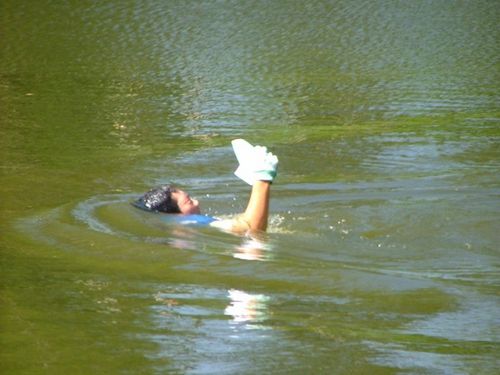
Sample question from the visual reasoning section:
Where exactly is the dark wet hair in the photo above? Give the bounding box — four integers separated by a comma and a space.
132, 185, 180, 213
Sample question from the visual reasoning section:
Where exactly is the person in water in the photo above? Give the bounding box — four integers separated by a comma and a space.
133, 139, 278, 234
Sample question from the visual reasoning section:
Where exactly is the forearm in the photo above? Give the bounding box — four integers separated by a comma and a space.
241, 180, 271, 232
225, 139, 277, 234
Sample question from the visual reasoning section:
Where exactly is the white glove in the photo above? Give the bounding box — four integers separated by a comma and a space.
231, 139, 278, 185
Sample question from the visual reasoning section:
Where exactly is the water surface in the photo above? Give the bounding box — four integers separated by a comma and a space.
1, 1, 499, 374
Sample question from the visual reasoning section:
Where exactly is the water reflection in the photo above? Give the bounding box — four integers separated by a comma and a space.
365, 341, 470, 374
224, 289, 270, 325
232, 237, 273, 261
3, 0, 499, 372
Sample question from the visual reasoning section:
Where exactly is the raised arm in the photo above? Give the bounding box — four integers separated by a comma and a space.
234, 180, 271, 232
211, 139, 278, 234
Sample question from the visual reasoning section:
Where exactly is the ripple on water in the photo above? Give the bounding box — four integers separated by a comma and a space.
15, 192, 285, 264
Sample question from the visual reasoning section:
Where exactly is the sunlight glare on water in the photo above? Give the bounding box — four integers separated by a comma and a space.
1, 0, 499, 374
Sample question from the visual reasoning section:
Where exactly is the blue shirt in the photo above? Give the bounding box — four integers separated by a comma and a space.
160, 214, 218, 226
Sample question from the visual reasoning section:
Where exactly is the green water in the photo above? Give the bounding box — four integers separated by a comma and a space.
1, 1, 499, 373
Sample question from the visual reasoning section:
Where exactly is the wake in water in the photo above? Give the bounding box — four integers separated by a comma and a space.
13, 183, 500, 374
16, 192, 282, 262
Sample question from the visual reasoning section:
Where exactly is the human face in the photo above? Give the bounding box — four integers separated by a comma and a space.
171, 189, 200, 215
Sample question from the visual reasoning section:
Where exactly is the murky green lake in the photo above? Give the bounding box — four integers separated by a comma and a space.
1, 1, 499, 373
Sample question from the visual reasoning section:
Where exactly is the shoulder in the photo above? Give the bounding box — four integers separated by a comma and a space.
209, 214, 250, 234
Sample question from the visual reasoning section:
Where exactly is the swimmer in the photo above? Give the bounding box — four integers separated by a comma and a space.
133, 139, 278, 234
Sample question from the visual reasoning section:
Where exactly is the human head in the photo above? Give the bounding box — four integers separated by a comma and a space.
133, 185, 200, 215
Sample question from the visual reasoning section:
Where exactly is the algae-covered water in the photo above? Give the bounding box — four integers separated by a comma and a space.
1, 1, 499, 374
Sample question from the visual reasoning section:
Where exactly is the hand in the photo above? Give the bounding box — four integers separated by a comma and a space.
231, 139, 278, 185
